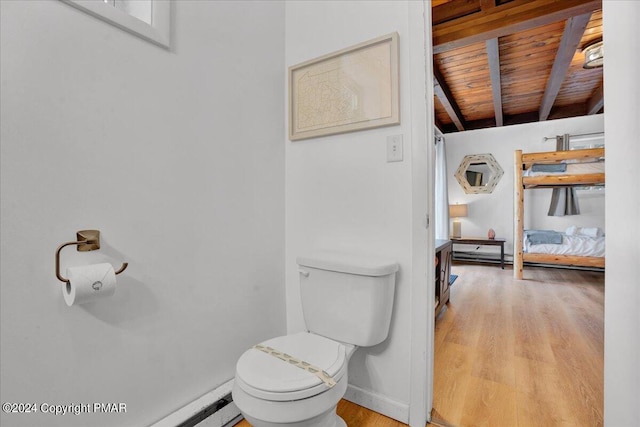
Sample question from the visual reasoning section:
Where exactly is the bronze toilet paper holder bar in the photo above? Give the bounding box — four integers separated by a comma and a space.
55, 230, 128, 283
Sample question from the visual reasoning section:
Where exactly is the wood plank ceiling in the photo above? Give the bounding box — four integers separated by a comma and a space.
432, 0, 604, 133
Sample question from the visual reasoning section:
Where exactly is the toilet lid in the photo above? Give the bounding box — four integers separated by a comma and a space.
235, 333, 346, 399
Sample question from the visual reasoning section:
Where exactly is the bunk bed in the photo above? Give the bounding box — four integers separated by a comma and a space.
513, 147, 605, 279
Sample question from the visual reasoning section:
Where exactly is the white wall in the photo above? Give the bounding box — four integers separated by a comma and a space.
444, 114, 604, 257
0, 2, 285, 426
603, 2, 640, 426
285, 1, 429, 422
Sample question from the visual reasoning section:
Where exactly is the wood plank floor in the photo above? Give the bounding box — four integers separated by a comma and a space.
234, 263, 604, 427
433, 263, 604, 427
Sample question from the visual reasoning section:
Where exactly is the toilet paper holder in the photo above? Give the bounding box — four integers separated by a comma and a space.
55, 229, 128, 283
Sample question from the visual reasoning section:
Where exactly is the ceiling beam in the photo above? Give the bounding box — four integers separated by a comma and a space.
437, 122, 460, 134
463, 112, 536, 130
433, 66, 466, 131
538, 13, 592, 121
485, 38, 503, 126
587, 81, 604, 114
548, 103, 588, 119
461, 104, 593, 130
433, 0, 602, 54
432, 0, 480, 26
479, 0, 496, 11
453, 103, 594, 132
435, 118, 448, 133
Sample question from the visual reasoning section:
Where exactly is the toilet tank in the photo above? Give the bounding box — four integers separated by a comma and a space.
296, 252, 398, 347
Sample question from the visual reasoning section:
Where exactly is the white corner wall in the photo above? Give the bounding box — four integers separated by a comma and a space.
285, 1, 429, 423
444, 114, 604, 256
0, 2, 285, 426
603, 2, 640, 426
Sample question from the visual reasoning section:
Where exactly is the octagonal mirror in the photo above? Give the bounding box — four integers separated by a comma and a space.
455, 153, 504, 194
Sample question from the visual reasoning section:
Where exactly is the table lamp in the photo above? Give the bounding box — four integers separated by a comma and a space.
449, 203, 468, 238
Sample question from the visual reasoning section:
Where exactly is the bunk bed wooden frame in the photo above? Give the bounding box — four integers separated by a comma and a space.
514, 147, 605, 279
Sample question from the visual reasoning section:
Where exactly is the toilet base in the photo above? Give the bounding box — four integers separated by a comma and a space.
243, 407, 346, 427
233, 350, 350, 427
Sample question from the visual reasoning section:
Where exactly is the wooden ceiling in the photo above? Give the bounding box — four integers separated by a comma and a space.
432, 0, 604, 133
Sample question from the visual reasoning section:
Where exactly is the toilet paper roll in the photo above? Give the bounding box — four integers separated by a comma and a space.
63, 263, 116, 306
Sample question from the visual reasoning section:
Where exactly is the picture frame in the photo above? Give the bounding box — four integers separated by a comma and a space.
289, 32, 400, 141
60, 0, 170, 49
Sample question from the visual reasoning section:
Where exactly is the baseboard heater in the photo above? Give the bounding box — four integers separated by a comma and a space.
452, 251, 504, 265
150, 379, 242, 427
177, 393, 239, 427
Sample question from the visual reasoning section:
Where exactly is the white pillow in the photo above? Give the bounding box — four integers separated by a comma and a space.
580, 227, 604, 238
565, 225, 578, 236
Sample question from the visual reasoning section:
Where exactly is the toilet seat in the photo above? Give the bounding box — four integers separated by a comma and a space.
235, 332, 347, 401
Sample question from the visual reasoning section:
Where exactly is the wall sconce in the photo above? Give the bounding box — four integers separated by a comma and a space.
583, 40, 603, 69
449, 204, 468, 238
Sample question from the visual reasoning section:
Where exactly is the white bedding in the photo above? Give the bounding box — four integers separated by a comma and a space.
524, 234, 605, 257
523, 161, 604, 177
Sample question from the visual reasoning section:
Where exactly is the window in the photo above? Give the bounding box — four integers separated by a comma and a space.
61, 0, 170, 49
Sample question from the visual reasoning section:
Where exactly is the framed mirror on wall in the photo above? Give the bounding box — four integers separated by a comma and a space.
455, 153, 504, 194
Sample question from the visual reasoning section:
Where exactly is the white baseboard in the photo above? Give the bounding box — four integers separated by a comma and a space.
149, 379, 240, 427
344, 384, 409, 424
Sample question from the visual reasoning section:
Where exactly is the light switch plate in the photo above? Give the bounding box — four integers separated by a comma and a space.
387, 135, 403, 162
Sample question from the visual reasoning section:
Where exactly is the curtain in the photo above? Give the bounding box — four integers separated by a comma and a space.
435, 136, 450, 239
548, 134, 580, 216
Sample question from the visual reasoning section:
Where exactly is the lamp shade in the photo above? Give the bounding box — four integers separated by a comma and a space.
449, 204, 468, 218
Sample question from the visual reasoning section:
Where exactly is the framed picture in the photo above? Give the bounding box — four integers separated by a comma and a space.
289, 32, 400, 141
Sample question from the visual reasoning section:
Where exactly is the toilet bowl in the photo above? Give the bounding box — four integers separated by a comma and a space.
233, 332, 356, 427
233, 251, 398, 427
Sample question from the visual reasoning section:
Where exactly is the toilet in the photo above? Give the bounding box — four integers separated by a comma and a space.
232, 251, 398, 427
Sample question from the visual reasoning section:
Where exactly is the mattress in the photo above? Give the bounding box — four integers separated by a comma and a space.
524, 234, 605, 257
523, 161, 604, 177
